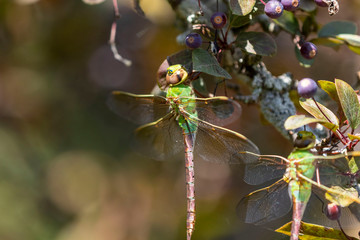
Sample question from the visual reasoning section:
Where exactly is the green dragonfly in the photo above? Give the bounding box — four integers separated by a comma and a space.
108, 64, 259, 240
237, 131, 360, 240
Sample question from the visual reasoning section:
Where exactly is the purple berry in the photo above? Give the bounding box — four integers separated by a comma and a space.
300, 42, 318, 59
185, 33, 202, 49
281, 0, 300, 11
314, 0, 328, 7
297, 78, 318, 98
265, 0, 284, 19
210, 12, 227, 29
325, 203, 341, 221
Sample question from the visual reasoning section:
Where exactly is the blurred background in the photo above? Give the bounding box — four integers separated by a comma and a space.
0, 0, 360, 239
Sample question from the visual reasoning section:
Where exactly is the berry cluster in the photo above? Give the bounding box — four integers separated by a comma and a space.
264, 0, 329, 19
264, 0, 299, 19
185, 12, 227, 49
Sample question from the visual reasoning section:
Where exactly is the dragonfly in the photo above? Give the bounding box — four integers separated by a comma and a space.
108, 64, 259, 240
237, 131, 360, 240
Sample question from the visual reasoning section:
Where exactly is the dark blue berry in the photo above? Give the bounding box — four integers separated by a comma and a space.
281, 0, 300, 11
314, 0, 328, 7
325, 203, 341, 221
185, 33, 202, 49
265, 0, 284, 19
210, 12, 227, 29
297, 78, 318, 98
300, 42, 318, 59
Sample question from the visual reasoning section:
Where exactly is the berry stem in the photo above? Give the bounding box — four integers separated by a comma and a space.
336, 219, 352, 240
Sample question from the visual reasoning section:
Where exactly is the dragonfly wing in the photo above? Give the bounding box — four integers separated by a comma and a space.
180, 97, 242, 126
187, 116, 259, 164
107, 91, 170, 125
244, 157, 286, 185
135, 113, 184, 161
348, 203, 360, 222
237, 179, 291, 225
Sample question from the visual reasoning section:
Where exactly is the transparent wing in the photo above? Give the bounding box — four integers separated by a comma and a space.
134, 113, 184, 161
237, 179, 291, 225
243, 155, 287, 185
179, 96, 242, 126
184, 115, 260, 164
107, 91, 170, 125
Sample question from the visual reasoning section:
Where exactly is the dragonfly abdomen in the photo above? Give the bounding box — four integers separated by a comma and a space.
183, 132, 196, 240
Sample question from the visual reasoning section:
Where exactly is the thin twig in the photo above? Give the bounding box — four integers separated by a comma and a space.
109, 0, 132, 66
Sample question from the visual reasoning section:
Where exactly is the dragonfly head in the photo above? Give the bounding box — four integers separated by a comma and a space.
166, 64, 188, 87
293, 131, 316, 150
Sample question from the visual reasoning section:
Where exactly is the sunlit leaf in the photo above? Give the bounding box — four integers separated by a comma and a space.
276, 221, 358, 239
284, 115, 337, 131
229, 0, 256, 16
336, 34, 360, 47
318, 80, 338, 102
294, 46, 314, 68
348, 156, 359, 174
273, 11, 300, 35
318, 21, 357, 38
348, 45, 360, 55
299, 98, 339, 128
318, 80, 346, 123
325, 186, 358, 207
348, 133, 360, 141
311, 37, 344, 50
236, 32, 277, 56
192, 49, 232, 79
335, 79, 360, 129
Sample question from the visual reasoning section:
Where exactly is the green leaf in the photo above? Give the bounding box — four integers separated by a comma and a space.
229, 14, 251, 28
236, 32, 277, 56
167, 49, 193, 72
192, 48, 232, 79
273, 11, 300, 35
311, 37, 344, 50
229, 0, 256, 16
302, 15, 317, 38
318, 21, 357, 38
336, 34, 360, 47
299, 0, 317, 12
295, 46, 314, 68
348, 156, 359, 173
335, 79, 360, 129
318, 80, 346, 123
299, 98, 339, 129
284, 115, 337, 131
276, 221, 358, 239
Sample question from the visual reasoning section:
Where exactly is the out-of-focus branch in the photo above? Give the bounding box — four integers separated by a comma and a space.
109, 0, 132, 67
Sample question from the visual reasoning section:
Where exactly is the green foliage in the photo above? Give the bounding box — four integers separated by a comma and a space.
229, 0, 257, 16
235, 32, 277, 56
276, 221, 358, 240
192, 49, 232, 79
